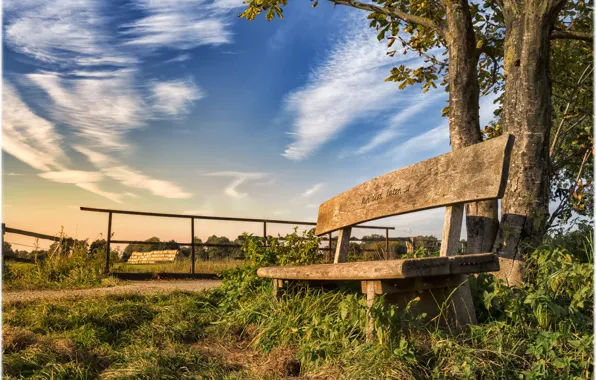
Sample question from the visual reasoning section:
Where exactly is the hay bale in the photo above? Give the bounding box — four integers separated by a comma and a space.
127, 250, 182, 264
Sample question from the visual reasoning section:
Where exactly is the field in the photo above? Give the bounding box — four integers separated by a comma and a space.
2, 229, 594, 379
112, 259, 242, 274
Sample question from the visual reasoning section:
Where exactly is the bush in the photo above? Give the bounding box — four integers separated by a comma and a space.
219, 228, 321, 307
213, 228, 594, 378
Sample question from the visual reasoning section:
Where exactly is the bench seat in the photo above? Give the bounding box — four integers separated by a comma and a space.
257, 252, 499, 281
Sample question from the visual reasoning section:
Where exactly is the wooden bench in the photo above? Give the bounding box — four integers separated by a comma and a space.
258, 134, 513, 334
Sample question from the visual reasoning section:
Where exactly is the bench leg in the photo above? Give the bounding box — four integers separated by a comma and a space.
440, 204, 477, 329
362, 281, 376, 343
334, 227, 352, 263
448, 275, 477, 328
273, 279, 284, 301
361, 276, 477, 333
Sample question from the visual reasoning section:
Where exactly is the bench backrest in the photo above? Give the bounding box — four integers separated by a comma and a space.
316, 134, 513, 236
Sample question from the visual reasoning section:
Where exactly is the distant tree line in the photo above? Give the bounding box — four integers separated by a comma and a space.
2, 237, 116, 263
121, 235, 247, 261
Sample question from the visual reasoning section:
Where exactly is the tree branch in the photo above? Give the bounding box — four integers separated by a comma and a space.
329, 0, 445, 37
547, 148, 591, 229
551, 29, 593, 42
550, 64, 593, 158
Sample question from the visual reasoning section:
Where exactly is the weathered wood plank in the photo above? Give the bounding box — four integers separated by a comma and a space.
315, 134, 513, 235
258, 257, 451, 280
364, 281, 376, 343
258, 253, 498, 281
439, 204, 477, 326
334, 227, 351, 263
440, 204, 464, 257
362, 275, 463, 295
449, 252, 499, 274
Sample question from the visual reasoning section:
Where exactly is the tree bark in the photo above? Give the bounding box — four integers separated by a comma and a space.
444, 0, 499, 253
493, 0, 566, 285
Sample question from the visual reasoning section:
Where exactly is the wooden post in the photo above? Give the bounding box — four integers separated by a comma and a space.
364, 281, 376, 343
273, 279, 284, 301
334, 227, 352, 263
406, 237, 415, 254
385, 228, 389, 260
105, 212, 112, 274
1, 223, 5, 263
327, 232, 333, 263
263, 221, 267, 247
191, 218, 195, 274
440, 204, 477, 327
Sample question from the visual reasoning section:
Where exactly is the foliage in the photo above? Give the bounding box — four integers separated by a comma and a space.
240, 0, 594, 236
206, 235, 233, 260
548, 33, 594, 228
3, 229, 593, 378
220, 228, 321, 307
217, 228, 594, 378
4, 236, 119, 291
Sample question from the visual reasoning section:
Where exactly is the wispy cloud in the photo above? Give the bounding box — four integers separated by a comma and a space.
75, 146, 192, 199
76, 182, 125, 204
123, 0, 233, 49
205, 171, 269, 199
298, 183, 324, 198
4, 172, 24, 176
385, 121, 450, 162
39, 170, 103, 184
151, 79, 204, 117
357, 91, 445, 154
164, 54, 191, 63
2, 82, 67, 171
3, 0, 241, 203
27, 71, 146, 150
211, 0, 247, 10
4, 0, 132, 67
281, 14, 429, 160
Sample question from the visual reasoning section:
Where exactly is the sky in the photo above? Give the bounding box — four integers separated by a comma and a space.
2, 0, 500, 250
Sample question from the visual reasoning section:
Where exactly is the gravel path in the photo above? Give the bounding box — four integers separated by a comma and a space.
2, 280, 221, 304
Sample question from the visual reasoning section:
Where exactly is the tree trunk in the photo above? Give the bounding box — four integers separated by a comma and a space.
444, 0, 499, 253
493, 0, 565, 285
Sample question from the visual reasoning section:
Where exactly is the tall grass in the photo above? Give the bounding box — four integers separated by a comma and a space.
3, 228, 593, 379
112, 259, 242, 274
3, 240, 119, 291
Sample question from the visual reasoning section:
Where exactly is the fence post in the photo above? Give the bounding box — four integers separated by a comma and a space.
327, 232, 333, 263
263, 221, 267, 247
105, 212, 112, 274
1, 223, 5, 262
385, 228, 389, 260
191, 218, 195, 274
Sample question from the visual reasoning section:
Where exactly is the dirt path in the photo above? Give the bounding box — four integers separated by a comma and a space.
2, 280, 221, 304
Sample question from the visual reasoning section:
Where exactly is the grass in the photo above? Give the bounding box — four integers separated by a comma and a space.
3, 248, 121, 291
3, 229, 593, 379
112, 259, 242, 274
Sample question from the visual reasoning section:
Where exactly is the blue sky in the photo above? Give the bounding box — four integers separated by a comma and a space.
2, 0, 499, 246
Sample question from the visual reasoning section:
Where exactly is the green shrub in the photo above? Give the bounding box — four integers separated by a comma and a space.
219, 228, 321, 308
214, 229, 594, 379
